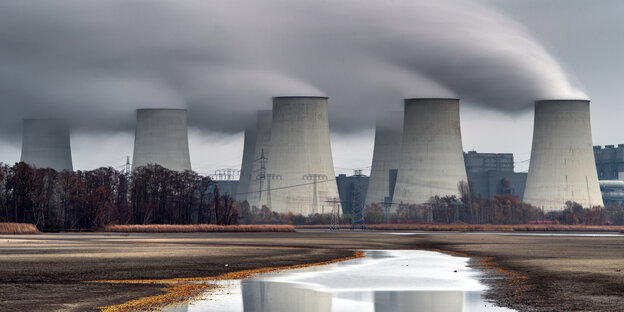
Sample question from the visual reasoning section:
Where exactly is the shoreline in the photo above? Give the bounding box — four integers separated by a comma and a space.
1, 231, 623, 311
92, 251, 365, 312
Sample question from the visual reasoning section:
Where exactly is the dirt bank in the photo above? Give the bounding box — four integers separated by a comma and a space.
0, 231, 623, 311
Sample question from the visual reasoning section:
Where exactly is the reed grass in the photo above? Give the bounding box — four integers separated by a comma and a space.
0, 222, 39, 234
103, 224, 295, 233
297, 224, 624, 232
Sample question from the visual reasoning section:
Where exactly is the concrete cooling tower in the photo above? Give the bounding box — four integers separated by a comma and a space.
393, 98, 468, 205
265, 97, 340, 215
246, 110, 272, 209
132, 109, 192, 172
20, 119, 73, 171
236, 126, 256, 201
365, 111, 403, 206
523, 100, 603, 212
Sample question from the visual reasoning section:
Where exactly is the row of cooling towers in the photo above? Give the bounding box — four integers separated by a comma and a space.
18, 109, 192, 173
16, 97, 603, 213
237, 97, 604, 213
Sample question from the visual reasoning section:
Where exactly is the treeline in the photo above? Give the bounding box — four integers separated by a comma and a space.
0, 162, 237, 231
236, 202, 347, 225
364, 194, 624, 225
3, 161, 623, 230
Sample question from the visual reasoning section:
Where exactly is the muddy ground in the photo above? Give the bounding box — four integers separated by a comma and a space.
0, 231, 623, 311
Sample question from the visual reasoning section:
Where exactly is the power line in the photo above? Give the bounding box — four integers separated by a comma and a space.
231, 176, 337, 197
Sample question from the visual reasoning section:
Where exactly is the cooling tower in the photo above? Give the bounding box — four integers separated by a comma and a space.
393, 98, 468, 205
246, 110, 272, 208
365, 111, 403, 206
20, 119, 73, 171
237, 126, 256, 201
265, 97, 340, 215
132, 109, 192, 172
523, 100, 603, 212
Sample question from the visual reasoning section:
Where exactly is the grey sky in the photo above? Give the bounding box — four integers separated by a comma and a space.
0, 0, 622, 175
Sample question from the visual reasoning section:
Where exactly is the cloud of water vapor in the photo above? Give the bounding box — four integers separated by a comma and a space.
0, 0, 586, 139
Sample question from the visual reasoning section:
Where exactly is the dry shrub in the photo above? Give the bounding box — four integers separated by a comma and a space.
103, 224, 295, 233
296, 224, 624, 232
0, 222, 39, 234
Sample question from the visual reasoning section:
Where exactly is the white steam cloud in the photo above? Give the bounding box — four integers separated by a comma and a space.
0, 0, 586, 138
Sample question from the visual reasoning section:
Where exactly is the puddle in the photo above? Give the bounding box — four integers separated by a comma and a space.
162, 250, 514, 312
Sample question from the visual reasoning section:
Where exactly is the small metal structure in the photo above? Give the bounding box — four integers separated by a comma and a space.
210, 169, 241, 181
326, 197, 342, 230
303, 174, 328, 214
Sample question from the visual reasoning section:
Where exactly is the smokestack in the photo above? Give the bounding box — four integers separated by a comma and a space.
20, 119, 73, 171
393, 98, 468, 205
524, 100, 603, 212
365, 111, 403, 206
246, 110, 272, 209
237, 126, 256, 201
132, 109, 192, 172
265, 97, 340, 215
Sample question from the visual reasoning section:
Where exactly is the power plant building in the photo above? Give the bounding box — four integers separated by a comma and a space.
132, 109, 192, 172
20, 119, 73, 171
264, 97, 340, 215
393, 98, 468, 205
246, 110, 272, 209
593, 144, 624, 180
365, 111, 403, 206
464, 151, 527, 200
336, 170, 369, 216
523, 100, 603, 212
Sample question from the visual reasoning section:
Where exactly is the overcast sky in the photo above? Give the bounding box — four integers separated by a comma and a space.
0, 0, 622, 175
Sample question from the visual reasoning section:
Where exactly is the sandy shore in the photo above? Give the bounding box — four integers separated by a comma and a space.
0, 231, 623, 311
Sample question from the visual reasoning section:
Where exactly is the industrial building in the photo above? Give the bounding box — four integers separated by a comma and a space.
464, 151, 527, 200
264, 97, 341, 215
20, 118, 73, 171
132, 109, 192, 172
245, 110, 272, 209
336, 170, 369, 216
365, 111, 402, 206
598, 180, 624, 207
593, 145, 624, 206
594, 145, 624, 180
523, 100, 603, 212
393, 98, 468, 205
212, 180, 239, 198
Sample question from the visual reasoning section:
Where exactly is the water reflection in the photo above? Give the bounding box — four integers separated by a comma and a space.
242, 281, 331, 312
162, 250, 514, 312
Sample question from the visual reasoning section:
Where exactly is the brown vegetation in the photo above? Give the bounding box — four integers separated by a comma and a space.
93, 250, 364, 312
104, 224, 295, 233
296, 223, 624, 232
0, 162, 239, 232
363, 224, 624, 232
0, 222, 39, 234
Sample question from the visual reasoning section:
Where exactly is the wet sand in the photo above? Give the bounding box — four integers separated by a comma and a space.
0, 231, 623, 311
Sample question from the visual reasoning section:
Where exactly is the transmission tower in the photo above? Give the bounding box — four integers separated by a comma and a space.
211, 169, 241, 181
381, 197, 400, 224
351, 180, 363, 225
265, 173, 282, 209
254, 149, 268, 202
302, 174, 327, 213
326, 197, 342, 230
125, 156, 131, 174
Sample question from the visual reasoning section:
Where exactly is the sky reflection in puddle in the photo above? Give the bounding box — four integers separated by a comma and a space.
162, 250, 514, 312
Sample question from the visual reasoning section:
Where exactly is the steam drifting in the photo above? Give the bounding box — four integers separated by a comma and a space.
0, 0, 586, 140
